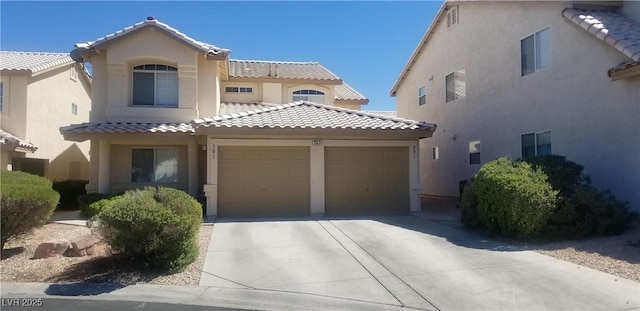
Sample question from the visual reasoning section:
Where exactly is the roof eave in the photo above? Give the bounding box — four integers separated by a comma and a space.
609, 62, 640, 80
228, 76, 343, 85
193, 126, 435, 140
390, 2, 448, 96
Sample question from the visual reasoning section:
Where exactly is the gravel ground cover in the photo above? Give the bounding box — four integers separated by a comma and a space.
0, 223, 213, 285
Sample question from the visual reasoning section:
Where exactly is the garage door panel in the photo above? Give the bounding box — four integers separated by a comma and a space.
219, 147, 310, 218
325, 147, 409, 216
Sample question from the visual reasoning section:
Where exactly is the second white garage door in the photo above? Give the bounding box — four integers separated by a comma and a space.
325, 147, 409, 216
218, 146, 310, 218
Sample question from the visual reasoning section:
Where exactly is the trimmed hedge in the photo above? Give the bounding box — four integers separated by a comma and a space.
52, 180, 88, 210
1, 171, 60, 249
472, 157, 557, 239
96, 187, 201, 273
461, 156, 636, 241
78, 193, 123, 218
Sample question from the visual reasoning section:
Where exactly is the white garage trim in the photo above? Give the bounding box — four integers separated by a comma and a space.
203, 137, 422, 218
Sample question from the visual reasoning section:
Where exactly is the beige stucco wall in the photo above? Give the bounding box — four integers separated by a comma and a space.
88, 28, 222, 123
1, 75, 28, 138
1, 64, 91, 181
219, 82, 260, 104
395, 1, 640, 210
219, 80, 339, 107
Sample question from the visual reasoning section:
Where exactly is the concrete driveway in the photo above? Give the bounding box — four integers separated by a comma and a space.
200, 216, 639, 310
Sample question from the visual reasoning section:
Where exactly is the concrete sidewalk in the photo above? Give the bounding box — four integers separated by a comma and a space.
0, 282, 417, 311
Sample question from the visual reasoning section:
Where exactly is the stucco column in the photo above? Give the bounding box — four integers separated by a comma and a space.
409, 142, 422, 213
310, 143, 325, 216
203, 138, 218, 218
98, 139, 111, 194
187, 138, 198, 196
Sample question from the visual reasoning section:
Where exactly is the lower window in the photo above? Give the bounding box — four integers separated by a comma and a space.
469, 141, 481, 165
521, 131, 551, 158
131, 148, 178, 183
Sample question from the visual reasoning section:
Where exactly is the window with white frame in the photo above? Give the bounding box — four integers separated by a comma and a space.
446, 68, 465, 103
71, 103, 78, 115
521, 27, 551, 76
447, 5, 459, 28
418, 86, 426, 106
432, 146, 439, 160
293, 89, 325, 104
469, 141, 481, 165
0, 82, 3, 112
225, 86, 253, 93
131, 148, 178, 183
521, 131, 551, 158
132, 64, 178, 107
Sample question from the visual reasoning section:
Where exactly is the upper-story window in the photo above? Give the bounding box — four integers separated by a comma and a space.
522, 131, 551, 158
0, 82, 3, 112
446, 68, 465, 103
418, 86, 426, 106
132, 64, 178, 107
447, 5, 459, 28
70, 66, 78, 81
521, 28, 551, 76
225, 87, 253, 93
293, 89, 325, 104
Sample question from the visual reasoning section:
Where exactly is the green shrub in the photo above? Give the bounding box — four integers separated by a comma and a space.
1, 171, 60, 249
96, 187, 202, 273
473, 157, 558, 240
546, 186, 635, 239
463, 155, 635, 241
52, 180, 88, 210
460, 181, 481, 229
78, 192, 123, 218
520, 155, 585, 196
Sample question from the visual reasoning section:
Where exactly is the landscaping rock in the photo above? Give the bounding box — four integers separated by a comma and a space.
70, 234, 101, 257
32, 239, 71, 259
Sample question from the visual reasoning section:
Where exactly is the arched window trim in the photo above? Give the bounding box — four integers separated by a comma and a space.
132, 63, 179, 107
292, 89, 325, 104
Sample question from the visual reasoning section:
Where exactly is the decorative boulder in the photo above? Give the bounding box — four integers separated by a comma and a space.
70, 234, 101, 257
32, 239, 71, 259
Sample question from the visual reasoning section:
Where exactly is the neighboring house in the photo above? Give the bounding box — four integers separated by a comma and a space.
391, 0, 640, 210
1, 51, 91, 180
61, 17, 435, 218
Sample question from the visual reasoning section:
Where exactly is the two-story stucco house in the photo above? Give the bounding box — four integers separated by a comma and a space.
61, 17, 435, 218
391, 0, 640, 210
1, 51, 92, 180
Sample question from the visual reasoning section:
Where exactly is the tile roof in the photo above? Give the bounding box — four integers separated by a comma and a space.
193, 101, 434, 131
362, 110, 398, 118
334, 83, 368, 102
0, 129, 38, 152
60, 122, 194, 135
219, 103, 273, 115
563, 9, 640, 61
73, 17, 230, 58
229, 59, 341, 81
0, 51, 74, 74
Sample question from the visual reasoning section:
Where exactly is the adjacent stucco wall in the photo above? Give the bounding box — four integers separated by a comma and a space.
623, 0, 640, 24
395, 1, 640, 210
0, 75, 28, 139
0, 64, 91, 180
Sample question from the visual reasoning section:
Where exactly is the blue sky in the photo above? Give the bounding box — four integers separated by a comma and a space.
1, 1, 442, 111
